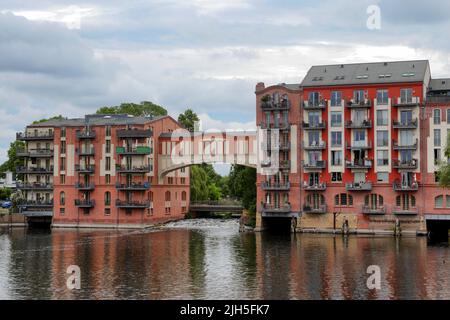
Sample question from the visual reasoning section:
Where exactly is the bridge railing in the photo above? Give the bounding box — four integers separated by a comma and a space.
190, 199, 243, 206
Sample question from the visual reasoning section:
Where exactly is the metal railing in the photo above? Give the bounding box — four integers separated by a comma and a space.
346, 182, 373, 191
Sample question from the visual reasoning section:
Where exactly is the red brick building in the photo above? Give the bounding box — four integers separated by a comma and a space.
256, 60, 450, 235
17, 114, 189, 228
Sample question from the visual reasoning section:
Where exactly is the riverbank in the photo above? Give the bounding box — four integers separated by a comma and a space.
0, 210, 26, 227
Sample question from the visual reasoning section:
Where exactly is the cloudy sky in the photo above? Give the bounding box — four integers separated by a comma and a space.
1, 0, 450, 174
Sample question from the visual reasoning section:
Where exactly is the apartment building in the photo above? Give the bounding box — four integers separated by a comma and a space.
256, 60, 450, 235
16, 114, 189, 228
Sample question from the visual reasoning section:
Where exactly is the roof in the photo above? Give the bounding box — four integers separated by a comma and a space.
281, 83, 302, 91
301, 60, 430, 87
28, 114, 167, 127
429, 78, 450, 92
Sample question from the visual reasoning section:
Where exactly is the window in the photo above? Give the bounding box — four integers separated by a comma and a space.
447, 109, 450, 123
331, 131, 342, 147
168, 177, 174, 184
105, 174, 110, 184
309, 92, 320, 104
60, 208, 65, 215
434, 149, 441, 165
105, 208, 111, 216
364, 194, 384, 208
331, 112, 342, 127
331, 151, 342, 166
106, 125, 111, 137
331, 172, 342, 182
377, 150, 389, 166
377, 172, 389, 182
60, 174, 65, 184
181, 178, 186, 184
376, 89, 389, 105
61, 141, 66, 154
308, 131, 320, 146
336, 193, 353, 206
165, 191, 171, 201
182, 191, 187, 201
446, 195, 450, 208
308, 111, 321, 126
353, 90, 365, 103
106, 140, 111, 153
105, 192, 111, 206
60, 192, 65, 205
435, 195, 443, 208
181, 167, 185, 173
106, 157, 111, 171
433, 109, 441, 124
434, 129, 441, 147
376, 110, 388, 126
377, 130, 388, 147
60, 158, 65, 171
61, 127, 66, 138
331, 91, 342, 107
435, 171, 440, 183
353, 130, 366, 146
400, 88, 412, 103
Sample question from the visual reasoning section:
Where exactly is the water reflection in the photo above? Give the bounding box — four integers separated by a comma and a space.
0, 220, 448, 300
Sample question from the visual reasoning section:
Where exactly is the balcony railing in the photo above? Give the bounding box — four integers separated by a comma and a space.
115, 199, 150, 208
16, 183, 53, 190
303, 100, 327, 110
345, 159, 373, 169
303, 160, 326, 170
303, 182, 327, 191
392, 207, 419, 215
392, 96, 420, 107
303, 204, 327, 214
261, 99, 291, 111
346, 141, 372, 149
115, 182, 151, 190
345, 120, 372, 129
74, 199, 96, 207
279, 142, 291, 150
261, 182, 290, 191
74, 182, 95, 190
116, 146, 152, 155
393, 139, 418, 150
75, 164, 95, 173
78, 147, 95, 156
76, 130, 96, 139
346, 182, 373, 191
362, 205, 386, 215
304, 141, 326, 150
115, 165, 152, 173
17, 148, 54, 157
426, 96, 450, 104
346, 99, 372, 108
259, 122, 290, 130
279, 160, 291, 170
393, 180, 419, 192
16, 132, 54, 141
18, 200, 53, 208
302, 121, 326, 130
261, 203, 291, 213
392, 118, 418, 129
16, 166, 54, 174
116, 129, 152, 139
392, 159, 418, 170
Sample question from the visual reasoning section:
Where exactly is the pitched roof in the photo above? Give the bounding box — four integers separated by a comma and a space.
429, 78, 450, 92
301, 60, 430, 87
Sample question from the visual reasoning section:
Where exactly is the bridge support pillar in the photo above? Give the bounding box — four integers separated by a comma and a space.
254, 211, 265, 232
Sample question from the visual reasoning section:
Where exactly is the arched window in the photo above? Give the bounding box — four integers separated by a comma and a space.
165, 191, 171, 201
60, 191, 65, 205
105, 192, 111, 206
365, 194, 384, 208
435, 195, 443, 208
181, 191, 187, 201
335, 193, 353, 206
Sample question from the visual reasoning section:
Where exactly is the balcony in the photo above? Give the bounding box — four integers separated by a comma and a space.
362, 205, 386, 215
116, 146, 152, 155
75, 164, 95, 173
346, 141, 372, 150
16, 166, 54, 174
115, 182, 151, 191
392, 96, 420, 107
17, 148, 53, 158
117, 129, 152, 139
116, 165, 152, 174
426, 96, 450, 104
392, 118, 418, 129
78, 147, 95, 156
345, 120, 372, 129
346, 182, 373, 191
76, 130, 96, 139
393, 180, 419, 192
279, 160, 291, 170
74, 182, 95, 190
302, 121, 326, 130
302, 100, 327, 110
392, 207, 419, 215
279, 142, 291, 151
18, 200, 53, 208
16, 183, 53, 190
304, 141, 326, 150
16, 132, 54, 141
303, 182, 327, 191
303, 204, 327, 214
346, 99, 372, 108
345, 159, 373, 169
74, 199, 96, 208
392, 159, 418, 170
261, 182, 290, 191
393, 139, 418, 150
303, 160, 326, 170
115, 199, 150, 208
260, 99, 291, 111
261, 203, 291, 214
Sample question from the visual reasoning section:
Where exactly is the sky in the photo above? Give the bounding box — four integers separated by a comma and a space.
1, 0, 450, 175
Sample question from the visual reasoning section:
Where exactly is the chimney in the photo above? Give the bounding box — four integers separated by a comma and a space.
255, 82, 265, 92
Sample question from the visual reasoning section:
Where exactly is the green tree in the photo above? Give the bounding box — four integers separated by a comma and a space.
32, 115, 65, 124
0, 188, 12, 200
178, 108, 200, 132
190, 165, 209, 201
96, 101, 167, 117
437, 133, 450, 187
0, 140, 25, 176
228, 164, 256, 213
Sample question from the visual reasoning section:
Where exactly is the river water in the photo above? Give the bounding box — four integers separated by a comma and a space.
0, 219, 449, 300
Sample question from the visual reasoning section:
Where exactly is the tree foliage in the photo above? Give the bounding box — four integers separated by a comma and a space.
178, 108, 200, 132
227, 165, 256, 213
437, 133, 450, 187
96, 101, 167, 117
32, 115, 65, 124
0, 140, 25, 175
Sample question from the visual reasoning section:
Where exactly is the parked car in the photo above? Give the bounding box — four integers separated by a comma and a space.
1, 201, 12, 208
